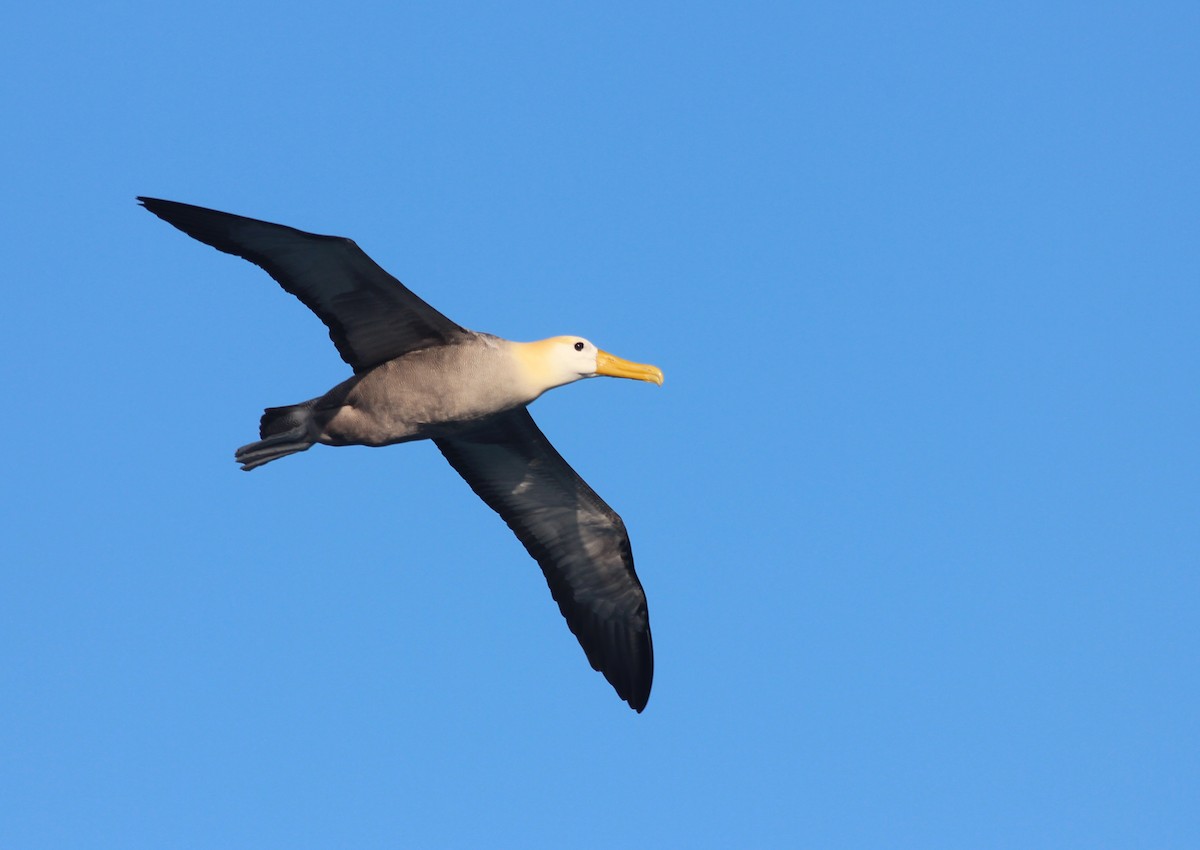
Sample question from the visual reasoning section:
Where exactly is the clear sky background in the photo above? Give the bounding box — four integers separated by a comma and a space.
2, 2, 1197, 847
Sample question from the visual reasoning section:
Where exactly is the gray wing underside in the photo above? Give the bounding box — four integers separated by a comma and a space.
138, 197, 469, 372
435, 408, 654, 712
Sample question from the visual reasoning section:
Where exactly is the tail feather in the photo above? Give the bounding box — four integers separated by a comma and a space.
260, 400, 316, 438
237, 401, 317, 471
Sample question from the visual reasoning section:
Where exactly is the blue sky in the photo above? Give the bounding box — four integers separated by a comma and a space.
2, 2, 1197, 847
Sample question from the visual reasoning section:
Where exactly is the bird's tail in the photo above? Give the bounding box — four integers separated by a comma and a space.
234, 401, 317, 471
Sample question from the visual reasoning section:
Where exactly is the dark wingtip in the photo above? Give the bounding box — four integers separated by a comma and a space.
137, 196, 174, 216
137, 197, 175, 222
609, 648, 651, 712
626, 677, 651, 712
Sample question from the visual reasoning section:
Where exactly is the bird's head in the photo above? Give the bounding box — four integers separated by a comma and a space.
515, 336, 664, 396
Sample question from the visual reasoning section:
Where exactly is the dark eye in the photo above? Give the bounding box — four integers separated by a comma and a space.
574, 341, 585, 351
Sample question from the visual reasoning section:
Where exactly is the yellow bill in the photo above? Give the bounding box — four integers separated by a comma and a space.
596, 350, 664, 385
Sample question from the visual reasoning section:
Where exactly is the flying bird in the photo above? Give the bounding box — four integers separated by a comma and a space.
139, 197, 661, 711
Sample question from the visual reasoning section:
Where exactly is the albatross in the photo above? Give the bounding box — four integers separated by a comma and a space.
139, 197, 661, 712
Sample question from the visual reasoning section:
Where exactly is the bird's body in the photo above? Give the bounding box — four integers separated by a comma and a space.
139, 197, 662, 711
323, 334, 530, 443
239, 333, 532, 467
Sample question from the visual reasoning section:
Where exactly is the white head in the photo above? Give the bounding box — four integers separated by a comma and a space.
513, 336, 664, 398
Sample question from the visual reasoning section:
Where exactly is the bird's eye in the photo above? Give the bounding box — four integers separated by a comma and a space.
574, 341, 585, 351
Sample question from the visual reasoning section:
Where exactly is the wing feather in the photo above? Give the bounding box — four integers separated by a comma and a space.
138, 197, 468, 371
435, 409, 653, 711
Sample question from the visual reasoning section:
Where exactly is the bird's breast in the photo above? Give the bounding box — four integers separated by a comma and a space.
334, 343, 531, 439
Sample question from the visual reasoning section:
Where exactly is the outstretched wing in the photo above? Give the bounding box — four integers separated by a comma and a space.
139, 197, 468, 372
435, 408, 654, 712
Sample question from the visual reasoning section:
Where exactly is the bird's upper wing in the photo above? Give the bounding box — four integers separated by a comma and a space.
435, 408, 654, 712
139, 197, 469, 372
